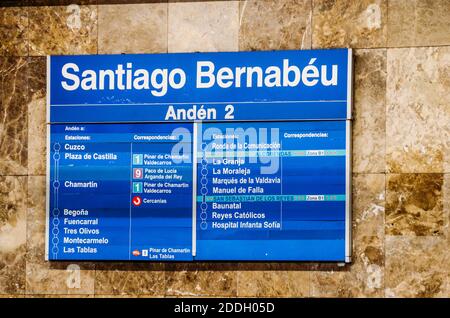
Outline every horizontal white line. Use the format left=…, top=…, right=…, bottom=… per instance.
left=50, top=100, right=347, bottom=107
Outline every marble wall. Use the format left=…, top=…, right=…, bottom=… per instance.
left=0, top=0, right=448, bottom=298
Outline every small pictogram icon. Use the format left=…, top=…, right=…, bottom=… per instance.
left=132, top=196, right=142, bottom=206
left=133, top=182, right=143, bottom=193
left=132, top=154, right=143, bottom=165
left=133, top=168, right=143, bottom=179
left=132, top=250, right=141, bottom=256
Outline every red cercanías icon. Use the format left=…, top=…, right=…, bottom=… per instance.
left=132, top=196, right=142, bottom=206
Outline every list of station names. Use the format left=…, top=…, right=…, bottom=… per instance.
left=196, top=132, right=283, bottom=232
left=48, top=122, right=346, bottom=261
left=194, top=121, right=347, bottom=261
left=48, top=123, right=193, bottom=261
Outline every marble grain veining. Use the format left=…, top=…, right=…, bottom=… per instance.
left=0, top=176, right=27, bottom=295
left=312, top=0, right=387, bottom=48
left=385, top=236, right=448, bottom=297
left=237, top=264, right=310, bottom=297
left=445, top=174, right=450, bottom=242
left=26, top=176, right=49, bottom=265
left=98, top=3, right=168, bottom=54
left=168, top=1, right=239, bottom=53
left=95, top=263, right=165, bottom=296
left=0, top=57, right=28, bottom=176
left=386, top=174, right=444, bottom=236
left=28, top=5, right=97, bottom=56
left=165, top=263, right=237, bottom=297
left=386, top=47, right=450, bottom=173
left=352, top=49, right=386, bottom=173
left=388, top=0, right=450, bottom=47
left=239, top=0, right=312, bottom=51
left=0, top=6, right=28, bottom=56
left=311, top=174, right=385, bottom=297
left=27, top=57, right=47, bottom=176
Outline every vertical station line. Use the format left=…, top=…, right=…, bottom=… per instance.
left=128, top=142, right=133, bottom=260
left=192, top=123, right=198, bottom=257
left=45, top=56, right=51, bottom=260
left=280, top=139, right=283, bottom=230
left=345, top=120, right=352, bottom=263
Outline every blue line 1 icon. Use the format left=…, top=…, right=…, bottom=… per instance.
left=132, top=154, right=143, bottom=165
left=132, top=182, right=143, bottom=194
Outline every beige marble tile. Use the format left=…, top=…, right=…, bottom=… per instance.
left=386, top=173, right=444, bottom=236
left=0, top=176, right=27, bottom=295
left=388, top=0, right=450, bottom=47
left=442, top=179, right=449, bottom=238
left=94, top=294, right=163, bottom=298
left=0, top=57, right=28, bottom=176
left=311, top=269, right=353, bottom=298
left=312, top=0, right=387, bottom=48
left=0, top=6, right=28, bottom=56
left=385, top=236, right=448, bottom=297
left=311, top=174, right=385, bottom=297
left=95, top=263, right=165, bottom=296
left=165, top=263, right=237, bottom=296
left=168, top=0, right=239, bottom=53
left=25, top=262, right=96, bottom=295
left=237, top=264, right=310, bottom=297
left=27, top=57, right=47, bottom=176
left=445, top=175, right=450, bottom=297
left=30, top=1, right=98, bottom=4
left=26, top=176, right=47, bottom=264
left=28, top=4, right=97, bottom=56
left=0, top=294, right=25, bottom=298
left=446, top=275, right=450, bottom=298
left=239, top=0, right=311, bottom=51
left=27, top=294, right=94, bottom=298
left=352, top=174, right=385, bottom=249
left=98, top=3, right=168, bottom=54
left=352, top=49, right=386, bottom=173
left=386, top=47, right=450, bottom=173
left=26, top=176, right=95, bottom=295
left=28, top=1, right=97, bottom=4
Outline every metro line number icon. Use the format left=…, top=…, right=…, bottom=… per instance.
left=133, top=168, right=143, bottom=179
left=133, top=154, right=143, bottom=165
